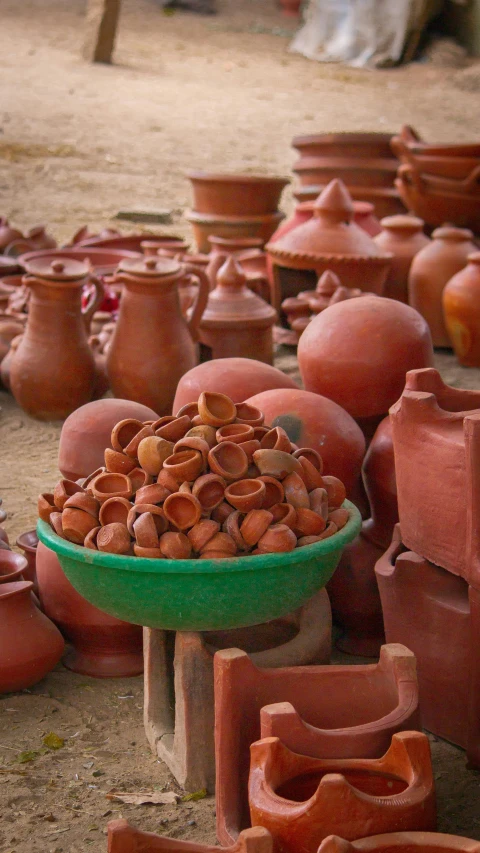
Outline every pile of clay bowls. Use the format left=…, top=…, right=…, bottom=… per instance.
left=185, top=172, right=289, bottom=253
left=392, top=126, right=480, bottom=231
left=291, top=132, right=404, bottom=219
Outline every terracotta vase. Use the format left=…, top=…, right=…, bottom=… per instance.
left=298, top=295, right=434, bottom=422
left=173, top=357, right=298, bottom=413
left=58, top=398, right=158, bottom=482
left=108, top=821, right=273, bottom=853
left=319, top=832, right=480, bottom=853
left=107, top=256, right=209, bottom=415
left=408, top=226, right=477, bottom=348
left=390, top=367, right=480, bottom=583
left=0, top=580, right=64, bottom=693
left=215, top=645, right=419, bottom=845
left=248, top=732, right=435, bottom=852
left=9, top=258, right=104, bottom=420
left=36, top=541, right=143, bottom=677
left=373, top=216, right=430, bottom=303
left=443, top=253, right=480, bottom=366
left=266, top=180, right=392, bottom=312
left=199, top=257, right=277, bottom=364
left=15, top=529, right=39, bottom=593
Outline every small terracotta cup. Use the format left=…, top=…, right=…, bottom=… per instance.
left=260, top=427, right=292, bottom=453
left=63, top=492, right=100, bottom=519
left=159, top=531, right=192, bottom=559
left=127, top=504, right=168, bottom=536
left=83, top=467, right=105, bottom=490
left=216, top=423, right=255, bottom=445
left=91, top=472, right=133, bottom=504
left=293, top=446, right=323, bottom=473
left=283, top=472, right=310, bottom=509
left=224, top=479, right=266, bottom=512
left=257, top=523, right=297, bottom=553
left=235, top=402, right=264, bottom=426
left=329, top=507, right=349, bottom=530
left=62, top=507, right=99, bottom=545
left=138, top=436, right=175, bottom=476
left=223, top=510, right=248, bottom=551
left=133, top=544, right=164, bottom=558
left=200, top=531, right=237, bottom=556
left=185, top=425, right=217, bottom=447
left=176, top=402, right=199, bottom=419
left=240, top=509, right=273, bottom=547
left=154, top=415, right=192, bottom=442
left=111, top=418, right=145, bottom=453
left=270, top=502, right=297, bottom=529
left=253, top=449, right=302, bottom=480
left=104, top=448, right=137, bottom=475
left=53, top=479, right=85, bottom=510
left=99, top=496, right=132, bottom=527
left=135, top=482, right=171, bottom=505
left=163, top=492, right=202, bottom=530
left=238, top=439, right=262, bottom=462
left=211, top=501, right=235, bottom=524
left=198, top=391, right=237, bottom=427
left=192, top=473, right=226, bottom=511
left=323, top=475, right=347, bottom=509
left=309, top=487, right=329, bottom=520
left=297, top=520, right=338, bottom=546
left=163, top=449, right=204, bottom=482
left=258, top=476, right=284, bottom=509
left=133, top=512, right=159, bottom=548
left=253, top=426, right=270, bottom=441
left=129, top=467, right=153, bottom=493
left=84, top=526, right=100, bottom=550
left=188, top=519, right=220, bottom=553
left=157, top=469, right=181, bottom=493
left=294, top=507, right=327, bottom=537
left=124, top=425, right=155, bottom=458
left=97, top=522, right=131, bottom=554
left=49, top=512, right=65, bottom=538
left=179, top=482, right=192, bottom=493
left=174, top=436, right=210, bottom=463
left=208, top=442, right=249, bottom=482
left=38, top=492, right=57, bottom=523
left=297, top=456, right=325, bottom=491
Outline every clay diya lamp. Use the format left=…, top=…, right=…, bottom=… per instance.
left=136, top=436, right=174, bottom=476
left=188, top=519, right=220, bottom=552
left=323, top=475, right=347, bottom=509
left=198, top=391, right=237, bottom=426
left=127, top=504, right=168, bottom=537
left=133, top=544, right=164, bottom=558
left=128, top=467, right=153, bottom=493
left=257, top=523, right=297, bottom=553
left=63, top=491, right=100, bottom=519
left=104, top=448, right=137, bottom=475
left=163, top=449, right=205, bottom=482
left=133, top=482, right=169, bottom=506
left=132, top=512, right=159, bottom=549
left=97, top=522, right=131, bottom=554
left=176, top=401, right=200, bottom=419
left=200, top=531, right=237, bottom=556
left=90, top=472, right=133, bottom=503
left=293, top=446, right=324, bottom=471
left=260, top=427, right=292, bottom=453
left=15, top=530, right=39, bottom=590
left=159, top=531, right=192, bottom=559
left=298, top=522, right=338, bottom=546
left=99, top=496, right=132, bottom=527
left=238, top=439, right=262, bottom=462
left=212, top=501, right=236, bottom=524
left=110, top=418, right=146, bottom=453
left=253, top=449, right=302, bottom=480
left=0, top=550, right=27, bottom=583
left=163, top=492, right=203, bottom=530
left=282, top=472, right=310, bottom=509
left=154, top=415, right=192, bottom=442
left=294, top=508, right=327, bottom=537
left=224, top=479, right=266, bottom=512
left=185, top=425, right=217, bottom=447
left=258, top=476, right=285, bottom=508
left=216, top=423, right=255, bottom=444
left=174, top=435, right=211, bottom=464
left=208, top=441, right=249, bottom=482
left=157, top=469, right=182, bottom=493
left=192, top=473, right=227, bottom=511
left=223, top=510, right=248, bottom=551
left=84, top=527, right=101, bottom=550
left=329, top=508, right=349, bottom=530
left=235, top=403, right=265, bottom=426
left=240, top=509, right=274, bottom=547
left=270, top=503, right=297, bottom=529
left=53, top=479, right=85, bottom=510
left=38, top=493, right=57, bottom=523
left=49, top=512, right=65, bottom=538
left=82, top=466, right=106, bottom=489
left=62, top=507, right=100, bottom=545
left=297, top=456, right=325, bottom=491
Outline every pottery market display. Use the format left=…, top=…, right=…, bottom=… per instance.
left=395, top=164, right=480, bottom=233
left=0, top=580, right=64, bottom=694
left=266, top=180, right=392, bottom=313
left=319, top=832, right=480, bottom=853
left=108, top=821, right=274, bottom=853
left=248, top=732, right=436, bottom=852
left=106, top=256, right=210, bottom=415
left=214, top=644, right=419, bottom=844
left=173, top=357, right=298, bottom=413
left=443, top=253, right=480, bottom=367
left=373, top=215, right=430, bottom=304
left=9, top=257, right=104, bottom=420
left=408, top=226, right=477, bottom=348
left=198, top=257, right=277, bottom=364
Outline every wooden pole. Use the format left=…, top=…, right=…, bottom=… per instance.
left=83, top=0, right=121, bottom=64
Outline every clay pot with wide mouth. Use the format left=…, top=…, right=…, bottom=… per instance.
left=163, top=492, right=203, bottom=530
left=208, top=442, right=249, bottom=481
left=225, top=479, right=267, bottom=512
left=293, top=156, right=398, bottom=189
left=187, top=172, right=289, bottom=217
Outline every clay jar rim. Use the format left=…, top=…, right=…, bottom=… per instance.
left=0, top=550, right=28, bottom=582
left=208, top=442, right=249, bottom=482
left=163, top=492, right=202, bottom=531
left=216, top=423, right=255, bottom=444
left=224, top=479, right=266, bottom=512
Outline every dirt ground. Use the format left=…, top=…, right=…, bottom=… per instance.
left=2, top=1, right=480, bottom=851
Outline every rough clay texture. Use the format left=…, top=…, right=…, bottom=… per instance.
left=2, top=0, right=480, bottom=850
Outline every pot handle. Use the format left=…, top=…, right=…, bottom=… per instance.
left=182, top=263, right=209, bottom=343
left=82, top=275, right=105, bottom=332
left=397, top=163, right=425, bottom=193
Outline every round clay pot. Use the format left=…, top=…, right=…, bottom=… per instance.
left=297, top=296, right=434, bottom=420
left=15, top=530, right=39, bottom=591
left=173, top=357, right=298, bottom=413
left=36, top=541, right=143, bottom=677
left=208, top=442, right=249, bottom=481
left=58, top=398, right=158, bottom=482
left=187, top=172, right=289, bottom=217
left=198, top=391, right=237, bottom=426
left=245, top=388, right=365, bottom=495
left=443, top=253, right=480, bottom=367
left=0, top=550, right=27, bottom=583
left=373, top=215, right=430, bottom=303
left=0, top=580, right=64, bottom=693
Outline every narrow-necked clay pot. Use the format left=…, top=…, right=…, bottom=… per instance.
left=443, top=253, right=480, bottom=366
left=373, top=216, right=430, bottom=303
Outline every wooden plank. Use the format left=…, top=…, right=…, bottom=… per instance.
left=83, top=0, right=121, bottom=64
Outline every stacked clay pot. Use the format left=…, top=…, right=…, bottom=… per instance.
left=40, top=392, right=351, bottom=559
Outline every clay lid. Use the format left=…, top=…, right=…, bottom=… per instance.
left=201, top=256, right=276, bottom=329
left=266, top=180, right=391, bottom=267
left=380, top=215, right=424, bottom=232
left=24, top=257, right=89, bottom=280
left=117, top=256, right=182, bottom=277
left=432, top=226, right=474, bottom=242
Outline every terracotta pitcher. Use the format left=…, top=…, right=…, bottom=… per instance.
left=107, top=256, right=209, bottom=415
left=9, top=258, right=104, bottom=420
left=443, top=253, right=480, bottom=367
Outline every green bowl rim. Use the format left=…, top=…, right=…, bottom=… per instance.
left=36, top=499, right=361, bottom=576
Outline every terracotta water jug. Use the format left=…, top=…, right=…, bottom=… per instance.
left=374, top=216, right=430, bottom=303
left=408, top=226, right=477, bottom=348
left=9, top=258, right=104, bottom=420
left=443, top=253, right=480, bottom=367
left=107, top=256, right=209, bottom=415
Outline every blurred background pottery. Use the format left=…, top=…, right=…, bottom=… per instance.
left=373, top=215, right=430, bottom=303
left=443, top=253, right=480, bottom=367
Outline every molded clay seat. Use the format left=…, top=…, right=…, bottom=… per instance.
left=107, top=821, right=273, bottom=853
left=318, top=832, right=480, bottom=853
left=214, top=644, right=420, bottom=845
left=248, top=733, right=436, bottom=853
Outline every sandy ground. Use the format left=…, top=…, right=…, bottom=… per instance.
left=2, top=1, right=480, bottom=851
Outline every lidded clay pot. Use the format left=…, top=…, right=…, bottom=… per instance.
left=9, top=257, right=104, bottom=420
left=266, top=180, right=392, bottom=311
left=408, top=226, right=477, bottom=348
left=443, top=253, right=480, bottom=367
left=106, top=256, right=209, bottom=415
left=374, top=215, right=430, bottom=303
left=199, top=257, right=277, bottom=365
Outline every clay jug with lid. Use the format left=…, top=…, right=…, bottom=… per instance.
left=408, top=226, right=477, bottom=347
left=107, top=256, right=209, bottom=415
left=374, top=215, right=430, bottom=303
left=9, top=258, right=104, bottom=420
left=443, top=253, right=480, bottom=366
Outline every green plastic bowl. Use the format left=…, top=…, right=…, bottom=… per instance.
left=36, top=500, right=360, bottom=631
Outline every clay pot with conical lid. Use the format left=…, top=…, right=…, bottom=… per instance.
left=443, top=253, right=480, bottom=366
left=199, top=257, right=277, bottom=364
left=408, top=226, right=477, bottom=348
left=266, top=180, right=392, bottom=312
left=374, top=215, right=430, bottom=303
left=106, top=256, right=209, bottom=415
left=9, top=258, right=104, bottom=420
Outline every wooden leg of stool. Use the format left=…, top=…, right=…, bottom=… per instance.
left=83, top=0, right=121, bottom=64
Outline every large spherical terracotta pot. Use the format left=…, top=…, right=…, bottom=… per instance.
left=36, top=542, right=143, bottom=678
left=244, top=388, right=365, bottom=495
left=298, top=295, right=434, bottom=420
left=172, top=357, right=298, bottom=413
left=58, top=398, right=158, bottom=482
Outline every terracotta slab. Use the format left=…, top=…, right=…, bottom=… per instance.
left=107, top=820, right=273, bottom=853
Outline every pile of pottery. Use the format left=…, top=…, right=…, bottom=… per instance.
left=185, top=172, right=289, bottom=253
left=280, top=270, right=369, bottom=343
left=40, top=391, right=349, bottom=558
left=291, top=132, right=405, bottom=218
left=392, top=125, right=480, bottom=231
left=0, top=217, right=57, bottom=256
